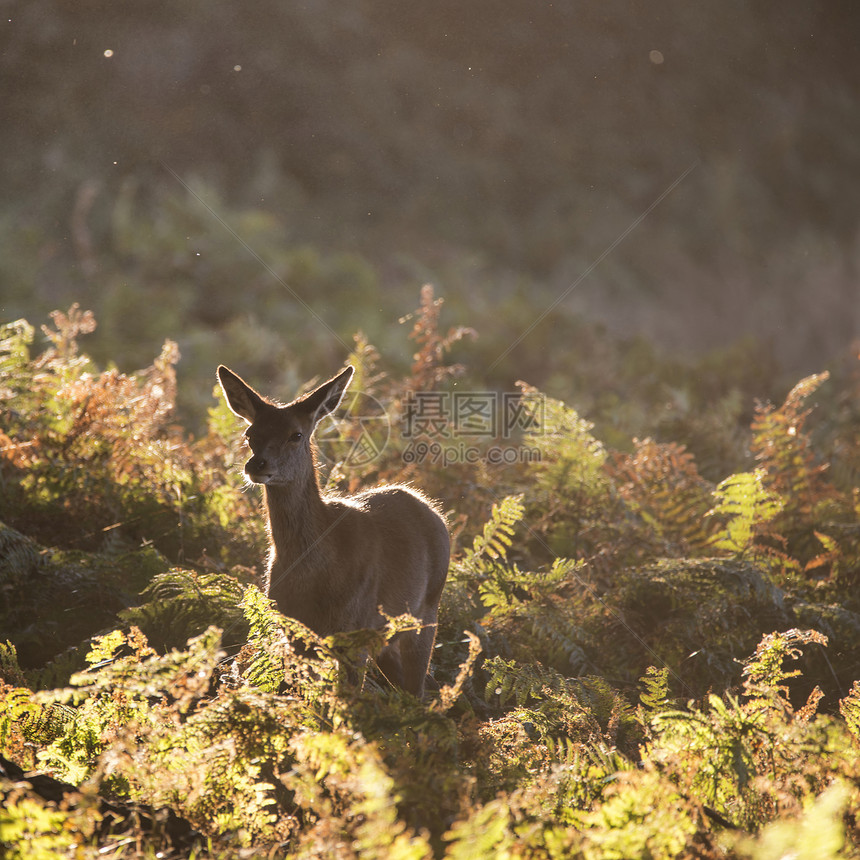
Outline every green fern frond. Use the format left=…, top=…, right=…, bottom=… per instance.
left=0, top=640, right=26, bottom=687
left=346, top=331, right=384, bottom=398
left=240, top=585, right=290, bottom=693
left=637, top=666, right=673, bottom=737
left=524, top=610, right=589, bottom=673
left=638, top=666, right=671, bottom=715
left=466, top=494, right=524, bottom=564
left=707, top=469, right=784, bottom=556
left=477, top=555, right=583, bottom=618
left=515, top=382, right=613, bottom=556
left=444, top=799, right=514, bottom=859
left=518, top=383, right=608, bottom=494
left=742, top=628, right=828, bottom=709
left=839, top=680, right=860, bottom=742
left=0, top=685, right=40, bottom=750
left=120, top=568, right=247, bottom=652
left=484, top=655, right=568, bottom=708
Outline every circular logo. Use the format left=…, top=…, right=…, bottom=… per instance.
left=315, top=389, right=391, bottom=468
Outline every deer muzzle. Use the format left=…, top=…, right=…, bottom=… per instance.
left=245, top=455, right=271, bottom=483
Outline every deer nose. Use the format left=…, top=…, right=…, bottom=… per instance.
left=246, top=455, right=267, bottom=476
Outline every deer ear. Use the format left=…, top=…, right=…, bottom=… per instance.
left=301, top=366, right=355, bottom=425
left=217, top=365, right=266, bottom=424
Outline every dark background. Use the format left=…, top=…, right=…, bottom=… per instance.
left=2, top=0, right=859, bottom=428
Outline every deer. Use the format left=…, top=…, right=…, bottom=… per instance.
left=217, top=364, right=450, bottom=698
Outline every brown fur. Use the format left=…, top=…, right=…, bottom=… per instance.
left=217, top=364, right=450, bottom=697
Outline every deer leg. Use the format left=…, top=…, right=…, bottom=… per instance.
left=398, top=623, right=438, bottom=699
left=376, top=637, right=405, bottom=690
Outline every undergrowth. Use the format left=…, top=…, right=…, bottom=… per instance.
left=2, top=298, right=860, bottom=857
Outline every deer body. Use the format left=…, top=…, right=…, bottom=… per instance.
left=218, top=364, right=450, bottom=697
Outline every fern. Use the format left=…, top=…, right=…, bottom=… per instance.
left=516, top=382, right=614, bottom=557
left=749, top=372, right=849, bottom=572
left=39, top=304, right=97, bottom=365
left=839, top=680, right=860, bottom=742
left=286, top=728, right=434, bottom=858
left=803, top=529, right=841, bottom=579
left=1, top=685, right=40, bottom=753
left=454, top=493, right=526, bottom=616
left=638, top=666, right=671, bottom=715
left=478, top=557, right=580, bottom=618
left=454, top=495, right=589, bottom=671
left=465, top=493, right=524, bottom=565
left=741, top=628, right=828, bottom=710
left=707, top=468, right=784, bottom=557
left=401, top=284, right=476, bottom=391
left=0, top=640, right=27, bottom=687
left=444, top=799, right=515, bottom=860
left=484, top=656, right=565, bottom=709
left=751, top=372, right=832, bottom=517
left=120, top=568, right=248, bottom=652
left=240, top=585, right=292, bottom=694
left=611, top=438, right=715, bottom=553
left=0, top=317, right=34, bottom=385
left=30, top=626, right=225, bottom=785
left=346, top=330, right=385, bottom=401
left=518, top=383, right=608, bottom=491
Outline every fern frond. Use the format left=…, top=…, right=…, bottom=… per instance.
left=461, top=494, right=524, bottom=567
left=611, top=438, right=715, bottom=553
left=240, top=585, right=290, bottom=693
left=839, top=680, right=860, bottom=742
left=707, top=469, right=784, bottom=556
left=120, top=568, right=247, bottom=652
left=741, top=628, right=828, bottom=710
left=514, top=382, right=614, bottom=557
left=518, top=383, right=607, bottom=481
left=484, top=656, right=568, bottom=708
left=476, top=554, right=583, bottom=623
left=637, top=666, right=673, bottom=737
left=403, top=284, right=476, bottom=391
left=638, top=666, right=671, bottom=715
left=751, top=372, right=837, bottom=530
left=346, top=331, right=385, bottom=398
left=0, top=640, right=27, bottom=687
left=0, top=318, right=35, bottom=381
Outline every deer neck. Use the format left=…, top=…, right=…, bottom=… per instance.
left=263, top=474, right=329, bottom=565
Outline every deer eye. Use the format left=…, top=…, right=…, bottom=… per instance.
left=288, top=431, right=303, bottom=443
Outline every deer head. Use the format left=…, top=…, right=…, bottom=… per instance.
left=217, top=365, right=354, bottom=487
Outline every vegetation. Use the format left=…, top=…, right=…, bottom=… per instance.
left=3, top=296, right=860, bottom=858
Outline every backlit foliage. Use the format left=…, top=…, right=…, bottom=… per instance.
left=2, top=301, right=860, bottom=857
left=403, top=283, right=477, bottom=392
left=708, top=469, right=785, bottom=558
left=611, top=437, right=716, bottom=554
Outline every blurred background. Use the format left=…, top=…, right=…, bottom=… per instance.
left=2, top=0, right=859, bottom=434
